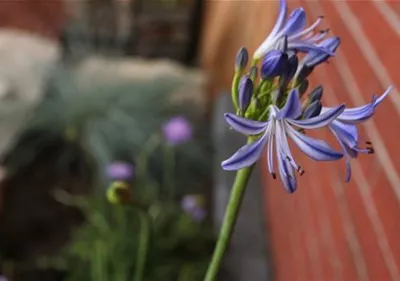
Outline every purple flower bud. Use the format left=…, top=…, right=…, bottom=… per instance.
left=162, top=116, right=193, bottom=145
left=308, top=85, right=323, bottom=103
left=285, top=54, right=298, bottom=82
left=106, top=161, right=134, bottom=181
left=238, top=75, right=253, bottom=112
left=261, top=50, right=288, bottom=80
left=302, top=100, right=322, bottom=119
left=235, top=47, right=249, bottom=71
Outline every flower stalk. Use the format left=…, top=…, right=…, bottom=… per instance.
left=203, top=162, right=254, bottom=281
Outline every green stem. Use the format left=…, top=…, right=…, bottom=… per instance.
left=203, top=165, right=254, bottom=281
left=133, top=210, right=151, bottom=281
left=163, top=144, right=175, bottom=200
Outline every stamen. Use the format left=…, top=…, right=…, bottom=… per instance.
left=318, top=15, right=325, bottom=19
left=366, top=141, right=372, bottom=145
left=367, top=147, right=375, bottom=154
left=319, top=28, right=330, bottom=33
left=272, top=173, right=276, bottom=179
left=297, top=166, right=305, bottom=176
left=300, top=170, right=305, bottom=176
left=286, top=156, right=292, bottom=161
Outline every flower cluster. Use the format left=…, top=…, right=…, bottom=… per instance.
left=223, top=0, right=391, bottom=192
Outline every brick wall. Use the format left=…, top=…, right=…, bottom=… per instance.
left=261, top=1, right=400, bottom=281
left=0, top=0, right=65, bottom=39
left=200, top=1, right=400, bottom=280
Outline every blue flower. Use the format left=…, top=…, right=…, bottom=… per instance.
left=222, top=89, right=344, bottom=193
left=324, top=86, right=392, bottom=182
left=253, top=0, right=334, bottom=60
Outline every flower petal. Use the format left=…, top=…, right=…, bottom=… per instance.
left=288, top=41, right=335, bottom=55
left=374, top=86, right=392, bottom=107
left=285, top=123, right=343, bottom=161
left=277, top=149, right=297, bottom=193
left=221, top=133, right=268, bottom=170
left=269, top=0, right=288, bottom=39
left=278, top=89, right=302, bottom=119
left=329, top=126, right=355, bottom=182
left=288, top=16, right=323, bottom=41
left=253, top=0, right=287, bottom=59
left=329, top=120, right=358, bottom=148
left=224, top=113, right=269, bottom=135
left=323, top=87, right=391, bottom=124
left=287, top=104, right=345, bottom=129
left=279, top=8, right=306, bottom=37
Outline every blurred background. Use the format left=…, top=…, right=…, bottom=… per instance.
left=0, top=0, right=399, bottom=281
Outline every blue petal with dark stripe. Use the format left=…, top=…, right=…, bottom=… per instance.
left=288, top=42, right=335, bottom=55
left=224, top=113, right=269, bottom=135
left=280, top=8, right=306, bottom=37
left=286, top=124, right=343, bottom=161
left=278, top=89, right=302, bottom=119
left=221, top=133, right=268, bottom=170
left=287, top=104, right=345, bottom=129
left=277, top=151, right=297, bottom=193
left=329, top=120, right=358, bottom=148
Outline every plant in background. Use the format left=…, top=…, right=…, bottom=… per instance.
left=203, top=0, right=393, bottom=280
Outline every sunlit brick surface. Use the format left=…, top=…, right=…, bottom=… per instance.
left=261, top=1, right=400, bottom=280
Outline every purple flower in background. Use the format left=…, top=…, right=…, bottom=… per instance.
left=106, top=161, right=134, bottom=181
left=162, top=116, right=193, bottom=145
left=0, top=276, right=8, bottom=281
left=181, top=194, right=207, bottom=222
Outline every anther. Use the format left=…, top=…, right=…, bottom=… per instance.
left=286, top=156, right=292, bottom=162
left=366, top=141, right=372, bottom=145
left=367, top=147, right=375, bottom=154
left=272, top=173, right=276, bottom=179
left=318, top=15, right=325, bottom=19
left=300, top=170, right=305, bottom=176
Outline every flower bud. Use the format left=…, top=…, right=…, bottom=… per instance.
left=238, top=75, right=253, bottom=112
left=235, top=47, right=249, bottom=72
left=308, top=85, right=323, bottom=103
left=284, top=53, right=299, bottom=82
left=303, top=100, right=322, bottom=119
left=261, top=50, right=288, bottom=80
left=297, top=65, right=314, bottom=81
left=298, top=79, right=309, bottom=97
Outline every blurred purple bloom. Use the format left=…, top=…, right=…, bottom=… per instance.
left=162, top=116, right=193, bottom=145
left=181, top=195, right=207, bottom=222
left=0, top=276, right=8, bottom=281
left=106, top=161, right=134, bottom=181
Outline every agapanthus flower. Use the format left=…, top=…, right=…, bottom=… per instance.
left=253, top=0, right=334, bottom=60
left=162, top=116, right=193, bottom=145
left=222, top=89, right=344, bottom=192
left=325, top=86, right=392, bottom=182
